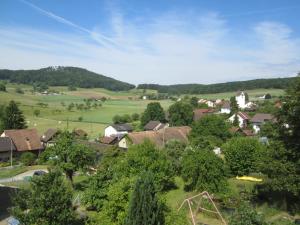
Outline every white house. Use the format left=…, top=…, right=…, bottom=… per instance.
left=235, top=91, right=247, bottom=109
left=206, top=100, right=215, bottom=108
left=104, top=124, right=133, bottom=137
left=220, top=101, right=231, bottom=114
left=228, top=112, right=250, bottom=128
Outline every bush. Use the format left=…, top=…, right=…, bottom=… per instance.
left=20, top=152, right=36, bottom=166
left=0, top=83, right=6, bottom=92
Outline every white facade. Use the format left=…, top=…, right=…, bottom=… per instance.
left=236, top=92, right=246, bottom=109
left=104, top=126, right=129, bottom=137
left=221, top=108, right=231, bottom=114
left=206, top=100, right=215, bottom=108
left=228, top=114, right=246, bottom=128
left=118, top=137, right=128, bottom=148
left=253, top=124, right=260, bottom=133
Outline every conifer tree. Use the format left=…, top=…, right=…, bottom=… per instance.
left=125, top=172, right=165, bottom=225
left=2, top=100, right=27, bottom=129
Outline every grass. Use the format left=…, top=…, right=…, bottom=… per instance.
left=0, top=165, right=48, bottom=179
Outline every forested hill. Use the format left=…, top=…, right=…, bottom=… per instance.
left=138, top=77, right=296, bottom=94
left=0, top=66, right=135, bottom=91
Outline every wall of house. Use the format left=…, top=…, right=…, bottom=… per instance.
left=118, top=138, right=128, bottom=149
left=0, top=151, right=11, bottom=162
left=229, top=115, right=245, bottom=128
left=253, top=123, right=261, bottom=133
left=221, top=108, right=231, bottom=114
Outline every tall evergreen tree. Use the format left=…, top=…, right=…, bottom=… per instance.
left=125, top=172, right=165, bottom=225
left=2, top=100, right=27, bottom=129
left=230, top=96, right=239, bottom=113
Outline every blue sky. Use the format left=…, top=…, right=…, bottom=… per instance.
left=0, top=0, right=300, bottom=84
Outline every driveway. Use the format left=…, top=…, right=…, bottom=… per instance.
left=0, top=169, right=48, bottom=184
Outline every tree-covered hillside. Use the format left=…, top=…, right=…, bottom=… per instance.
left=0, top=66, right=135, bottom=91
left=138, top=77, right=295, bottom=94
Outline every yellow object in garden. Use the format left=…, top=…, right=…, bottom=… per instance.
left=236, top=176, right=263, bottom=182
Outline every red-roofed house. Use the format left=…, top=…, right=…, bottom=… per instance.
left=228, top=112, right=250, bottom=128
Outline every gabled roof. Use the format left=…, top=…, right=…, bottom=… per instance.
left=221, top=101, right=231, bottom=109
left=111, top=123, right=133, bottom=132
left=242, top=129, right=255, bottom=136
left=193, top=109, right=215, bottom=121
left=236, top=91, right=244, bottom=96
left=3, top=129, right=43, bottom=152
left=237, top=112, right=250, bottom=120
left=41, top=128, right=58, bottom=142
left=251, top=113, right=274, bottom=123
left=125, top=126, right=191, bottom=148
left=144, top=121, right=166, bottom=131
left=0, top=137, right=16, bottom=152
left=99, top=136, right=118, bottom=145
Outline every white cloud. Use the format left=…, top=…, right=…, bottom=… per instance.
left=0, top=8, right=299, bottom=85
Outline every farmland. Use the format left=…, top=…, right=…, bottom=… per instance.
left=0, top=83, right=284, bottom=138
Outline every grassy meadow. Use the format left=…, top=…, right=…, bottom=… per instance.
left=0, top=83, right=284, bottom=139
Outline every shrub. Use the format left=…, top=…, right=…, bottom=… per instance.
left=20, top=152, right=36, bottom=166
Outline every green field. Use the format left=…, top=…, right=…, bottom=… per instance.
left=0, top=83, right=284, bottom=139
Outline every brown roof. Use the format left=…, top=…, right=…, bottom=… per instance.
left=3, top=129, right=43, bottom=152
left=221, top=101, right=231, bottom=109
left=229, top=127, right=241, bottom=133
left=41, top=128, right=58, bottom=142
left=144, top=121, right=166, bottom=131
left=99, top=136, right=118, bottom=145
left=242, top=129, right=255, bottom=136
left=237, top=112, right=250, bottom=120
left=251, top=113, right=274, bottom=123
left=126, top=126, right=191, bottom=148
left=0, top=137, right=16, bottom=152
left=193, top=109, right=215, bottom=121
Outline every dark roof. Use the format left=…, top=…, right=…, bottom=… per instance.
left=221, top=101, right=231, bottom=109
left=193, top=109, right=215, bottom=121
left=251, top=113, right=274, bottom=123
left=126, top=126, right=191, bottom=148
left=41, top=128, right=58, bottom=142
left=111, top=124, right=133, bottom=132
left=144, top=121, right=166, bottom=131
left=3, top=129, right=43, bottom=152
left=0, top=137, right=16, bottom=152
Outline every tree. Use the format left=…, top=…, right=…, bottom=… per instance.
left=168, top=102, right=193, bottom=126
left=131, top=113, right=140, bottom=121
left=229, top=201, right=268, bottom=225
left=33, top=109, right=40, bottom=117
left=264, top=93, right=272, bottom=99
left=20, top=152, right=36, bottom=166
left=15, top=87, right=24, bottom=94
left=0, top=82, right=6, bottom=92
left=223, top=137, right=264, bottom=176
left=125, top=172, right=165, bottom=225
left=190, top=97, right=199, bottom=108
left=2, top=100, right=27, bottom=129
left=11, top=170, right=76, bottom=225
left=189, top=115, right=231, bottom=147
left=233, top=114, right=239, bottom=127
left=141, top=102, right=165, bottom=126
left=67, top=103, right=75, bottom=111
left=181, top=148, right=227, bottom=192
left=48, top=131, right=96, bottom=185
left=230, top=96, right=238, bottom=113
left=164, top=140, right=186, bottom=175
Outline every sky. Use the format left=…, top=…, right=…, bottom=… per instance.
left=0, top=0, right=300, bottom=85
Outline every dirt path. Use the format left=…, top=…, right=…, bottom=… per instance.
left=0, top=169, right=48, bottom=184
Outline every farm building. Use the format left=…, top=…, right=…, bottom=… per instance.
left=251, top=113, right=274, bottom=133
left=118, top=126, right=191, bottom=149
left=104, top=124, right=133, bottom=137
left=1, top=129, right=44, bottom=156
left=41, top=128, right=59, bottom=147
left=0, top=137, right=16, bottom=162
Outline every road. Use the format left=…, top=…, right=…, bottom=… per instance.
left=0, top=169, right=48, bottom=184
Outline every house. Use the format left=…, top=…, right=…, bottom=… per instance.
left=206, top=100, right=215, bottom=108
left=220, top=101, right=231, bottom=114
left=250, top=113, right=274, bottom=133
left=118, top=126, right=191, bottom=149
left=41, top=128, right=59, bottom=147
left=235, top=91, right=247, bottom=109
left=228, top=112, right=250, bottom=128
left=0, top=137, right=16, bottom=162
left=1, top=129, right=44, bottom=156
left=144, top=121, right=168, bottom=131
left=104, top=124, right=133, bottom=137
left=229, top=127, right=255, bottom=137
left=73, top=129, right=88, bottom=139
left=193, top=109, right=215, bottom=121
